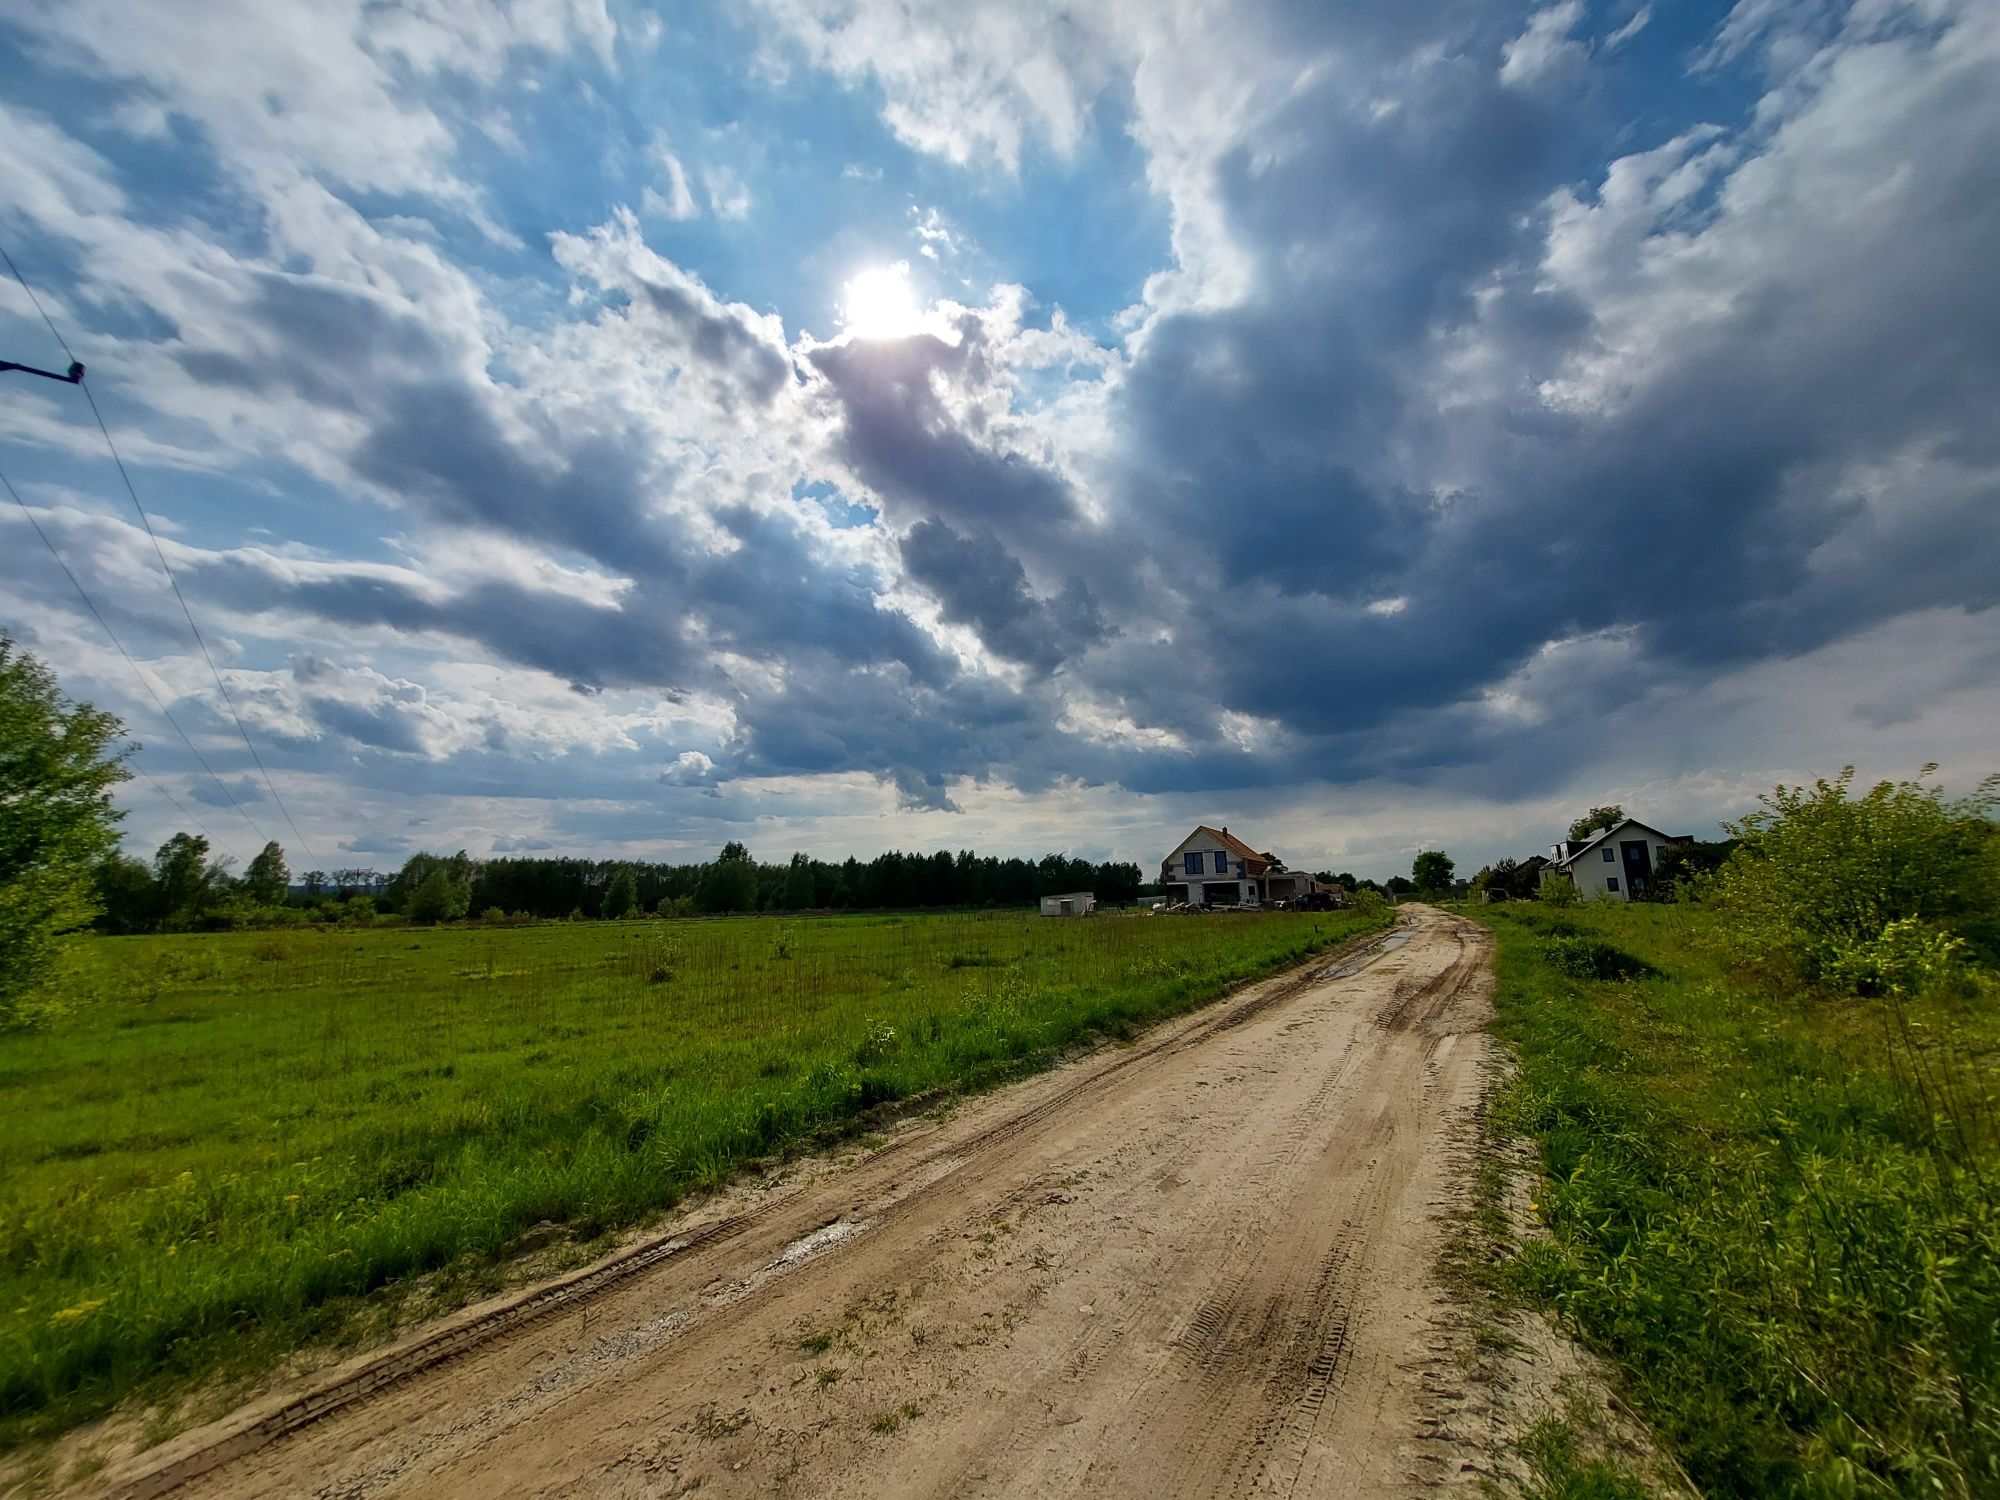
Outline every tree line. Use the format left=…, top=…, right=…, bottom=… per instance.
left=84, top=834, right=1150, bottom=931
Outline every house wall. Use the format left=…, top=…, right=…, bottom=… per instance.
left=1556, top=825, right=1680, bottom=901
left=1163, top=830, right=1252, bottom=888
left=1038, top=892, right=1096, bottom=916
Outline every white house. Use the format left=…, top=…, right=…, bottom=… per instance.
left=1158, top=826, right=1314, bottom=907
left=1540, top=818, right=1687, bottom=901
left=1039, top=891, right=1096, bottom=917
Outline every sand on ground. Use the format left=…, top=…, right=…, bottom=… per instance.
left=109, top=905, right=1505, bottom=1500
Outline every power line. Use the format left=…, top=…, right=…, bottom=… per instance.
left=75, top=381, right=321, bottom=868
left=0, top=241, right=76, bottom=365
left=3, top=464, right=255, bottom=858
left=2, top=234, right=322, bottom=870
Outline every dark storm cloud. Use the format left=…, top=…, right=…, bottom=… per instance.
left=630, top=275, right=792, bottom=409
left=1069, top=0, right=2000, bottom=792
left=900, top=517, right=1107, bottom=673
left=693, top=506, right=953, bottom=688
left=809, top=326, right=1079, bottom=535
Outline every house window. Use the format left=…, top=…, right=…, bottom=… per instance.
left=1602, top=848, right=1615, bottom=861
left=1606, top=877, right=1619, bottom=892
left=1184, top=851, right=1204, bottom=876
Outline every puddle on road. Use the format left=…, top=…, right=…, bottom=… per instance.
left=1327, top=926, right=1414, bottom=980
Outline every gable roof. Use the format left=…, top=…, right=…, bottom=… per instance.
left=1547, top=817, right=1687, bottom=869
left=1198, top=825, right=1268, bottom=864
left=1163, top=825, right=1275, bottom=873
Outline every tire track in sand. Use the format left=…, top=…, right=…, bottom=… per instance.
left=103, top=909, right=1494, bottom=1500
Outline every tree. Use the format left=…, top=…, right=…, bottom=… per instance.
left=698, top=841, right=758, bottom=913
left=406, top=868, right=470, bottom=923
left=0, top=639, right=130, bottom=1019
left=1567, top=805, right=1625, bottom=844
left=781, top=852, right=816, bottom=910
left=243, top=841, right=289, bottom=905
left=1411, top=850, right=1455, bottom=896
left=92, top=852, right=158, bottom=934
left=153, top=832, right=228, bottom=929
left=603, top=866, right=638, bottom=919
left=384, top=850, right=476, bottom=913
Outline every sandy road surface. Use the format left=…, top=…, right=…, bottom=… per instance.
left=112, top=907, right=1497, bottom=1500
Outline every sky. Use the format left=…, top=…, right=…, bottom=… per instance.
left=1, top=0, right=1996, bottom=883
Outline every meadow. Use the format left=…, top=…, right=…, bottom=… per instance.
left=1474, top=901, right=2000, bottom=1500
left=0, top=905, right=1384, bottom=1450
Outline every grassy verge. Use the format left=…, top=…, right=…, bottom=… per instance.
left=1469, top=901, right=1999, bottom=1498
left=0, top=906, right=1385, bottom=1450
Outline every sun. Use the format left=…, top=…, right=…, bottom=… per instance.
left=840, top=262, right=924, bottom=340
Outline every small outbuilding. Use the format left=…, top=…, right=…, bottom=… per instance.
left=1039, top=891, right=1097, bottom=917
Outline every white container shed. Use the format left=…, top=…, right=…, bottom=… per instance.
left=1038, top=891, right=1097, bottom=917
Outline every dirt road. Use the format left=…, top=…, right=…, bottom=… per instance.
left=114, top=906, right=1498, bottom=1499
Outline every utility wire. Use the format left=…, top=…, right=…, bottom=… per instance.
left=3, top=465, right=253, bottom=858
left=74, top=379, right=321, bottom=870
left=0, top=241, right=76, bottom=365
left=2, top=234, right=322, bottom=870
left=39, top=673, right=232, bottom=861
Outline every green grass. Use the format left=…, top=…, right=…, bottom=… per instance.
left=1519, top=1414, right=1654, bottom=1500
left=0, top=906, right=1384, bottom=1450
left=1473, top=901, right=2000, bottom=1499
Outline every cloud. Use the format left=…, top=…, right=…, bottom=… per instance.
left=191, top=775, right=264, bottom=809
left=643, top=135, right=701, bottom=220
left=703, top=165, right=753, bottom=219
left=2, top=0, right=1996, bottom=877
left=899, top=518, right=1107, bottom=673
left=1499, top=2, right=1588, bottom=91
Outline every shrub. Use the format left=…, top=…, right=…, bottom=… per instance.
left=1704, top=765, right=1998, bottom=986
left=406, top=870, right=471, bottom=924
left=1540, top=932, right=1654, bottom=982
left=1537, top=877, right=1581, bottom=908
left=478, top=906, right=506, bottom=923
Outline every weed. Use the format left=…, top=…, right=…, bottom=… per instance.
left=1519, top=1416, right=1652, bottom=1500
left=1475, top=901, right=2000, bottom=1498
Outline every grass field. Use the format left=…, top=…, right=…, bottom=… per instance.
left=1472, top=902, right=2000, bottom=1499
left=0, top=906, right=1384, bottom=1451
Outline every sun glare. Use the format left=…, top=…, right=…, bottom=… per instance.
left=840, top=262, right=924, bottom=340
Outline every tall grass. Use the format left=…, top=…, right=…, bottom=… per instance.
left=1478, top=903, right=2000, bottom=1498
left=0, top=906, right=1382, bottom=1448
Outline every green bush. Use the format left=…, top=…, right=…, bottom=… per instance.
left=1537, top=877, right=1581, bottom=908
left=1539, top=932, right=1653, bottom=981
left=406, top=870, right=470, bottom=924
left=1704, top=765, right=1998, bottom=986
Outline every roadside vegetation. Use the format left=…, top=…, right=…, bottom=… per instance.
left=0, top=904, right=1384, bottom=1450
left=1476, top=769, right=1999, bottom=1498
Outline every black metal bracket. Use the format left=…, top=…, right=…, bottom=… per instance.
left=0, top=357, right=84, bottom=384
